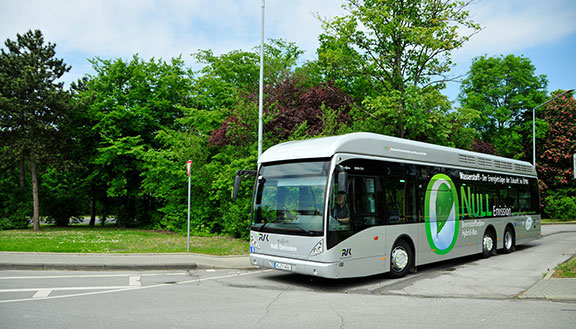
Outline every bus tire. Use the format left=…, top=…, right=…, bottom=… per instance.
left=502, top=226, right=515, bottom=254
left=481, top=229, right=496, bottom=258
left=389, top=239, right=412, bottom=278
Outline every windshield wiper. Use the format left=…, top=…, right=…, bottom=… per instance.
left=254, top=218, right=320, bottom=236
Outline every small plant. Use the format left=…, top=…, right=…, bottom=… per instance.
left=553, top=257, right=576, bottom=278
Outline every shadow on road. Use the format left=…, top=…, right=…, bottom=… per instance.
left=257, top=243, right=540, bottom=292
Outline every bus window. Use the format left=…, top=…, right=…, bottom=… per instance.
left=499, top=186, right=518, bottom=213
left=385, top=178, right=418, bottom=224
left=351, top=176, right=380, bottom=227
left=518, top=186, right=534, bottom=213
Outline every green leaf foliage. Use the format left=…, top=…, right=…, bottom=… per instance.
left=459, top=54, right=548, bottom=158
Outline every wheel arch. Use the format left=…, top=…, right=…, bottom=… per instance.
left=485, top=224, right=497, bottom=240
left=392, top=234, right=416, bottom=270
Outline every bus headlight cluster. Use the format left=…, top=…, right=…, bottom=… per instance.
left=250, top=235, right=259, bottom=250
left=309, top=239, right=324, bottom=256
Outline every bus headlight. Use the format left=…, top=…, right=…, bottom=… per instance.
left=309, top=239, right=324, bottom=256
left=250, top=234, right=259, bottom=251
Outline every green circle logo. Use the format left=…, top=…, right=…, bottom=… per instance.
left=425, top=174, right=460, bottom=255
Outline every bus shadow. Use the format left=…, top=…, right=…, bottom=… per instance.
left=259, top=244, right=539, bottom=292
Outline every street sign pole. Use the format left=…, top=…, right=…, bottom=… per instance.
left=186, top=160, right=192, bottom=252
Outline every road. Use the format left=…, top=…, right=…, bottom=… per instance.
left=0, top=225, right=575, bottom=329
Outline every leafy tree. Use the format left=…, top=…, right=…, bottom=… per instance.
left=459, top=54, right=548, bottom=158
left=140, top=111, right=213, bottom=233
left=209, top=74, right=354, bottom=147
left=0, top=30, right=71, bottom=231
left=82, top=56, right=194, bottom=227
left=319, top=0, right=480, bottom=138
left=537, top=90, right=576, bottom=191
left=537, top=90, right=576, bottom=219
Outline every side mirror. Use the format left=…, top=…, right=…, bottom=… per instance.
left=232, top=170, right=257, bottom=201
left=232, top=174, right=243, bottom=201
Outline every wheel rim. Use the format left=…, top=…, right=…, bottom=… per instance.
left=504, top=231, right=513, bottom=250
left=391, top=247, right=409, bottom=272
left=483, top=234, right=494, bottom=253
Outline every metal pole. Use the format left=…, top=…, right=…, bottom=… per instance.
left=532, top=102, right=536, bottom=167
left=187, top=161, right=192, bottom=252
left=258, top=0, right=265, bottom=160
left=532, top=89, right=574, bottom=167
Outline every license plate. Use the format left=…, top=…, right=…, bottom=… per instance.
left=274, top=262, right=292, bottom=271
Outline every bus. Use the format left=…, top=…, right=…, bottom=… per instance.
left=234, top=132, right=541, bottom=279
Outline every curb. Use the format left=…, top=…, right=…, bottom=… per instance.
left=518, top=268, right=576, bottom=301
left=0, top=263, right=199, bottom=271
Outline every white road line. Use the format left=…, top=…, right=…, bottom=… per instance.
left=33, top=289, right=52, bottom=298
left=129, top=276, right=141, bottom=287
left=0, top=272, right=189, bottom=280
left=0, top=286, right=135, bottom=293
left=0, top=270, right=262, bottom=304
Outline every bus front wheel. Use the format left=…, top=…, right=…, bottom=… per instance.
left=389, top=239, right=412, bottom=278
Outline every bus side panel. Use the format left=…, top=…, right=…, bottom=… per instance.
left=324, top=227, right=388, bottom=278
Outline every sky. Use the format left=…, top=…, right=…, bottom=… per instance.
left=1, top=0, right=575, bottom=103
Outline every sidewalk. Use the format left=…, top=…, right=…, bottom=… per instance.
left=0, top=252, right=254, bottom=271
left=519, top=271, right=576, bottom=301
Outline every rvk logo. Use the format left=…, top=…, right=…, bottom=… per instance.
left=258, top=233, right=269, bottom=242
left=340, top=248, right=352, bottom=257
left=425, top=174, right=460, bottom=255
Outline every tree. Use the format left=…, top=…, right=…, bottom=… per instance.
left=0, top=30, right=71, bottom=231
left=210, top=75, right=353, bottom=147
left=82, top=56, right=194, bottom=227
left=537, top=90, right=576, bottom=189
left=459, top=54, right=548, bottom=158
left=319, top=0, right=480, bottom=138
left=536, top=90, right=576, bottom=219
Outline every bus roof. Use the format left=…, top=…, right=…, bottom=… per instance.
left=259, top=132, right=536, bottom=177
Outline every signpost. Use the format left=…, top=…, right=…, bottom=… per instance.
left=186, top=160, right=192, bottom=252
left=574, top=154, right=576, bottom=179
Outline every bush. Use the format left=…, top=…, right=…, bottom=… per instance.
left=544, top=195, right=576, bottom=220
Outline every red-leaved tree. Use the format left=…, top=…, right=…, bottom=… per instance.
left=209, top=75, right=352, bottom=147
left=537, top=90, right=576, bottom=192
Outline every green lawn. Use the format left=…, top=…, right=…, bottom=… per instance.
left=541, top=219, right=576, bottom=224
left=0, top=226, right=248, bottom=255
left=553, top=256, right=576, bottom=278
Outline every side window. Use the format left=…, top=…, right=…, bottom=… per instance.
left=353, top=177, right=377, bottom=215
left=384, top=163, right=419, bottom=224
left=518, top=187, right=531, bottom=213
left=499, top=186, right=518, bottom=213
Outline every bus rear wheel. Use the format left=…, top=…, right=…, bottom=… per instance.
left=502, top=227, right=515, bottom=254
left=389, top=239, right=412, bottom=278
left=481, top=230, right=496, bottom=258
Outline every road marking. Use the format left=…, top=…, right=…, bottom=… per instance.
left=0, top=272, right=189, bottom=280
left=129, top=276, right=141, bottom=287
left=33, top=289, right=51, bottom=298
left=0, top=286, right=135, bottom=293
left=0, top=270, right=261, bottom=304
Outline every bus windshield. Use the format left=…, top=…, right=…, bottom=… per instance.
left=252, top=161, right=330, bottom=236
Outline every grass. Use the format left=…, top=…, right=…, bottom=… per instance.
left=553, top=256, right=576, bottom=278
left=541, top=218, right=576, bottom=224
left=0, top=225, right=249, bottom=255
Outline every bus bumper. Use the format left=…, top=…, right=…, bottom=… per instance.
left=249, top=253, right=340, bottom=278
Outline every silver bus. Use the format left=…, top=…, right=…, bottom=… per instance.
left=235, top=133, right=541, bottom=279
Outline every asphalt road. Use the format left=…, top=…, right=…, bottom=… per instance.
left=0, top=224, right=575, bottom=329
